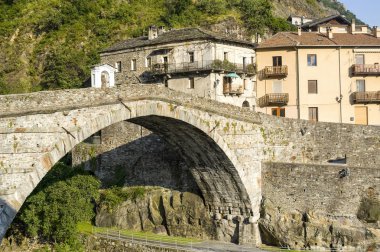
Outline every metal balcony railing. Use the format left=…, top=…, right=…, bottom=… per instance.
left=263, top=66, right=288, bottom=78
left=151, top=60, right=256, bottom=75
left=223, top=83, right=244, bottom=95
left=258, top=93, right=289, bottom=107
left=351, top=91, right=380, bottom=104
left=352, top=64, right=380, bottom=76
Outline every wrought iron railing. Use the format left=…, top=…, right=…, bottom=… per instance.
left=151, top=60, right=256, bottom=75
left=263, top=66, right=288, bottom=78
left=352, top=64, right=380, bottom=76
left=258, top=93, right=289, bottom=107
left=223, top=83, right=244, bottom=95
left=351, top=91, right=380, bottom=104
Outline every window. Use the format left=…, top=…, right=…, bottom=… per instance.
left=189, top=77, right=195, bottom=89
left=115, top=61, right=121, bottom=72
left=243, top=57, right=247, bottom=69
left=131, top=59, right=137, bottom=71
left=146, top=57, right=152, bottom=68
left=308, top=80, right=318, bottom=94
left=272, top=108, right=285, bottom=117
left=356, top=80, right=365, bottom=92
left=307, top=54, right=317, bottom=66
left=309, top=107, right=318, bottom=122
left=272, top=56, right=282, bottom=66
left=244, top=79, right=249, bottom=90
left=163, top=56, right=168, bottom=64
left=272, top=80, right=283, bottom=93
left=355, top=54, right=365, bottom=65
left=224, top=52, right=228, bottom=61
left=189, top=52, right=194, bottom=63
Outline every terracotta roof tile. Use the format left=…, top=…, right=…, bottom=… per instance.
left=257, top=32, right=380, bottom=49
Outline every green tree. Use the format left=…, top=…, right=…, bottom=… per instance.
left=13, top=163, right=100, bottom=244
left=240, top=0, right=273, bottom=35
left=197, top=0, right=227, bottom=15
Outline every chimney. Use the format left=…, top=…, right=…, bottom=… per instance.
left=327, top=27, right=333, bottom=39
left=297, top=26, right=302, bottom=36
left=374, top=26, right=380, bottom=38
left=351, top=19, right=356, bottom=34
left=148, top=25, right=158, bottom=40
left=158, top=26, right=166, bottom=35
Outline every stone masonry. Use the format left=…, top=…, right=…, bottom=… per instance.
left=0, top=84, right=379, bottom=246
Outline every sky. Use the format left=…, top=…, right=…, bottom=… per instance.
left=339, top=0, right=380, bottom=26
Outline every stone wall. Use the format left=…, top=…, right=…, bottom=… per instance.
left=1, top=85, right=380, bottom=247
left=262, top=162, right=380, bottom=215
left=260, top=162, right=380, bottom=249
left=72, top=121, right=199, bottom=192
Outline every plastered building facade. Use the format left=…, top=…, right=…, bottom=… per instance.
left=256, top=18, right=380, bottom=125
left=99, top=27, right=257, bottom=108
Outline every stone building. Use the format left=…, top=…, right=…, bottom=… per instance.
left=98, top=26, right=257, bottom=108
left=287, top=15, right=314, bottom=26
left=256, top=18, right=380, bottom=125
left=301, top=14, right=370, bottom=34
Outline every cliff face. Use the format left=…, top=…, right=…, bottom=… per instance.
left=271, top=0, right=334, bottom=18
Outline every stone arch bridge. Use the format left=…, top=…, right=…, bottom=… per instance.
left=0, top=85, right=379, bottom=244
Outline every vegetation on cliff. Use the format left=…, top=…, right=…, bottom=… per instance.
left=6, top=162, right=154, bottom=249
left=0, top=0, right=359, bottom=95
left=8, top=163, right=100, bottom=249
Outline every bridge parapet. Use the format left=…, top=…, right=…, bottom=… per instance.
left=0, top=85, right=261, bottom=124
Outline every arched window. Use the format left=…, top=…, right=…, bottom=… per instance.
left=242, top=101, right=250, bottom=108
left=101, top=71, right=110, bottom=88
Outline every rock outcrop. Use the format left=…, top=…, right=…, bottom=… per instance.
left=95, top=188, right=215, bottom=240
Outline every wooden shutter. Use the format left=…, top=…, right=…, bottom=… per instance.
left=272, top=80, right=283, bottom=93
left=355, top=106, right=368, bottom=125
left=308, top=107, right=318, bottom=122
left=308, top=80, right=317, bottom=94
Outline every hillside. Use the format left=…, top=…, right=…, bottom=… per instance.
left=0, top=0, right=363, bottom=94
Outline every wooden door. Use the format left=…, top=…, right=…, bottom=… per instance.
left=355, top=106, right=368, bottom=125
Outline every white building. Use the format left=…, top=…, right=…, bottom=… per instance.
left=98, top=26, right=257, bottom=108
left=91, top=64, right=116, bottom=88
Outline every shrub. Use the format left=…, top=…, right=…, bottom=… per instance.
left=11, top=163, right=100, bottom=244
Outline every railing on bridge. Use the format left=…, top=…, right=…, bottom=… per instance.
left=151, top=60, right=256, bottom=75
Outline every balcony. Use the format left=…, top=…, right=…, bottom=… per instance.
left=223, top=83, right=244, bottom=96
left=258, top=93, right=289, bottom=107
left=151, top=60, right=256, bottom=76
left=263, top=66, right=288, bottom=78
left=352, top=64, right=380, bottom=76
left=351, top=91, right=380, bottom=104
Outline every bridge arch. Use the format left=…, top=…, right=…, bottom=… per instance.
left=0, top=99, right=259, bottom=241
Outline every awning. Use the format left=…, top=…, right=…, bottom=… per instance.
left=226, top=72, right=240, bottom=78
left=353, top=49, right=380, bottom=53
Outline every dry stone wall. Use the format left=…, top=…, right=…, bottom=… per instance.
left=260, top=162, right=380, bottom=249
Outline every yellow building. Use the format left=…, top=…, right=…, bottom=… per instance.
left=256, top=26, right=380, bottom=126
